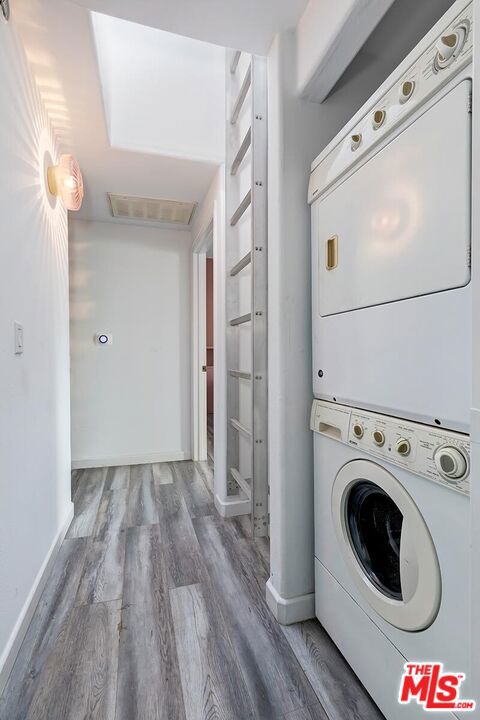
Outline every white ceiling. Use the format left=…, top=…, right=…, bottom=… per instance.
left=91, top=12, right=225, bottom=164
left=14, top=0, right=222, bottom=226
left=71, top=0, right=308, bottom=55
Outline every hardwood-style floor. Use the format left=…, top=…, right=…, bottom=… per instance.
left=0, top=461, right=384, bottom=720
left=207, top=413, right=214, bottom=461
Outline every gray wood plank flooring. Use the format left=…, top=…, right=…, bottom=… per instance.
left=75, top=531, right=126, bottom=606
left=281, top=621, right=385, bottom=720
left=122, top=525, right=166, bottom=606
left=152, top=461, right=174, bottom=485
left=126, top=463, right=157, bottom=527
left=117, top=588, right=185, bottom=720
left=104, top=465, right=130, bottom=492
left=0, top=538, right=89, bottom=720
left=170, top=583, right=256, bottom=720
left=0, top=461, right=384, bottom=720
left=93, top=487, right=129, bottom=539
left=71, top=468, right=82, bottom=500
left=193, top=515, right=318, bottom=719
left=26, top=600, right=121, bottom=720
left=67, top=467, right=106, bottom=539
left=172, top=461, right=214, bottom=518
left=156, top=483, right=208, bottom=588
left=284, top=704, right=329, bottom=720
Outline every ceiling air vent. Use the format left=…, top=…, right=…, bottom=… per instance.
left=108, top=193, right=197, bottom=226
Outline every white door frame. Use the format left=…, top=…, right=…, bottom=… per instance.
left=192, top=221, right=213, bottom=461
left=190, top=166, right=228, bottom=510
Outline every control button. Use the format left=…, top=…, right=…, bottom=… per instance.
left=373, top=430, right=385, bottom=447
left=353, top=423, right=364, bottom=439
left=399, top=80, right=415, bottom=104
left=351, top=134, right=362, bottom=151
left=372, top=110, right=386, bottom=130
left=396, top=439, right=411, bottom=456
left=436, top=33, right=459, bottom=61
left=434, top=23, right=468, bottom=71
left=434, top=446, right=468, bottom=481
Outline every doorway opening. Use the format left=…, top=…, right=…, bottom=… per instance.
left=192, top=220, right=214, bottom=463
left=206, top=248, right=214, bottom=462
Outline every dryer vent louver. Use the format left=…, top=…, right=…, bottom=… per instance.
left=108, top=193, right=197, bottom=226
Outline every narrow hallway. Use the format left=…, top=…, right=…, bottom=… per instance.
left=0, top=462, right=382, bottom=720
left=1, top=1, right=478, bottom=717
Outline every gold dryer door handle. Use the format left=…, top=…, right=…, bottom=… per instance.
left=325, top=235, right=338, bottom=270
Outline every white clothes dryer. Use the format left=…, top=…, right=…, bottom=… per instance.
left=312, top=399, right=471, bottom=720
left=309, top=0, right=473, bottom=432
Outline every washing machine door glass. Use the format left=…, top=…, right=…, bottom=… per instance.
left=332, top=459, right=441, bottom=631
left=346, top=481, right=403, bottom=601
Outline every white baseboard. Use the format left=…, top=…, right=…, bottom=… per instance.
left=214, top=494, right=251, bottom=517
left=0, top=502, right=74, bottom=696
left=72, top=450, right=188, bottom=469
left=266, top=577, right=315, bottom=625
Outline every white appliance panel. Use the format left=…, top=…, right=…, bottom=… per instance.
left=310, top=400, right=471, bottom=493
left=313, top=285, right=471, bottom=432
left=315, top=80, right=471, bottom=317
left=315, top=561, right=457, bottom=720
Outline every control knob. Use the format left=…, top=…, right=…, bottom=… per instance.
left=399, top=80, right=415, bottom=104
left=434, top=446, right=468, bottom=482
left=350, top=134, right=362, bottom=151
left=352, top=423, right=364, bottom=439
left=396, top=438, right=411, bottom=457
left=372, top=109, right=386, bottom=130
left=373, top=430, right=385, bottom=447
left=434, top=23, right=468, bottom=70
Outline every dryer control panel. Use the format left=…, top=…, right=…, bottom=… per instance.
left=308, top=1, right=473, bottom=203
left=311, top=399, right=470, bottom=495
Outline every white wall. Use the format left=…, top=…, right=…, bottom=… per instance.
left=267, top=28, right=389, bottom=616
left=267, top=31, right=324, bottom=618
left=297, top=0, right=457, bottom=102
left=70, top=0, right=308, bottom=55
left=296, top=0, right=395, bottom=101
left=69, top=220, right=192, bottom=467
left=92, top=12, right=225, bottom=164
left=0, top=4, right=71, bottom=690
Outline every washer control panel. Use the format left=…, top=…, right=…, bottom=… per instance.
left=308, top=1, right=473, bottom=203
left=311, top=399, right=470, bottom=495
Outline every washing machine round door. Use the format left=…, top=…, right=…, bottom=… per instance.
left=332, top=459, right=441, bottom=631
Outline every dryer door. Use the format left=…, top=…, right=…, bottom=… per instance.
left=332, top=459, right=441, bottom=631
left=316, top=79, right=471, bottom=317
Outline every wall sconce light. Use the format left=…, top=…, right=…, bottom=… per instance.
left=47, top=154, right=84, bottom=211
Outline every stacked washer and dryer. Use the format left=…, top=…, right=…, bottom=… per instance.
left=309, top=1, right=473, bottom=718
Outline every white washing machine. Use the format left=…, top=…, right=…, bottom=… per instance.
left=312, top=399, right=471, bottom=720
left=308, top=0, right=473, bottom=432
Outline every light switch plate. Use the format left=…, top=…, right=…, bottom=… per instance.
left=14, top=322, right=23, bottom=355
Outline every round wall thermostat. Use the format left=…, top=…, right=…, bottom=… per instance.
left=94, top=332, right=112, bottom=345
